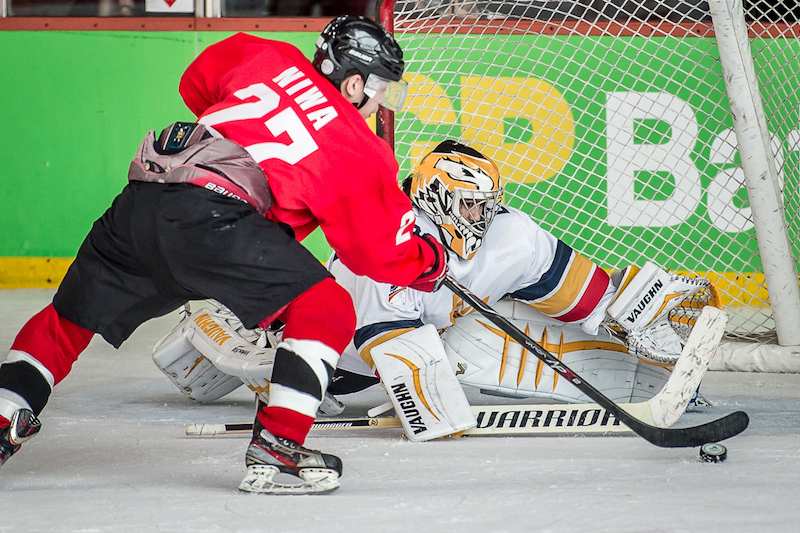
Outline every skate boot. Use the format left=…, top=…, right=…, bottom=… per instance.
left=317, top=391, right=345, bottom=417
left=0, top=409, right=41, bottom=468
left=239, top=416, right=342, bottom=495
left=687, top=385, right=713, bottom=411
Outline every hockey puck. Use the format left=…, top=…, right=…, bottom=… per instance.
left=699, top=443, right=727, bottom=463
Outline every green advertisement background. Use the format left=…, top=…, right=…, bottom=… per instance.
left=1, top=31, right=798, bottom=272
left=392, top=35, right=800, bottom=273
left=0, top=31, right=330, bottom=261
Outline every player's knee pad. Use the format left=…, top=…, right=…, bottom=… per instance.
left=441, top=299, right=670, bottom=403
left=281, top=277, right=356, bottom=354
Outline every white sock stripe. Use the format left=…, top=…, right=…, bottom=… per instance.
left=267, top=383, right=320, bottom=418
left=3, top=350, right=55, bottom=388
left=0, top=389, right=33, bottom=422
left=280, top=338, right=340, bottom=368
left=278, top=339, right=338, bottom=385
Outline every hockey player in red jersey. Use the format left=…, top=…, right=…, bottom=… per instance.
left=0, top=15, right=447, bottom=495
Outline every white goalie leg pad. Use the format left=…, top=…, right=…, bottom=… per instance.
left=152, top=313, right=243, bottom=403
left=186, top=307, right=277, bottom=386
left=606, top=261, right=708, bottom=333
left=371, top=324, right=476, bottom=442
left=441, top=299, right=670, bottom=404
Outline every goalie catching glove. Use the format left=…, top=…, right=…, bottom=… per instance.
left=605, top=262, right=723, bottom=365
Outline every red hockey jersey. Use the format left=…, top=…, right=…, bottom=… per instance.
left=179, top=33, right=433, bottom=285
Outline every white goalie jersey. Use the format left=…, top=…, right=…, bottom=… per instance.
left=328, top=205, right=624, bottom=388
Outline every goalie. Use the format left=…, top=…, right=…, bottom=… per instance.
left=325, top=140, right=722, bottom=440
left=155, top=141, right=722, bottom=441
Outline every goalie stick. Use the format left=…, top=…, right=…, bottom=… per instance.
left=442, top=275, right=748, bottom=448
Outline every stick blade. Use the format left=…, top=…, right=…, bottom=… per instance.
left=633, top=410, right=749, bottom=448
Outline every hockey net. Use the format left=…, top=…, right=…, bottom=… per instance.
left=380, top=0, right=800, bottom=366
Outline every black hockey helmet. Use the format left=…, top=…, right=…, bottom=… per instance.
left=313, top=15, right=408, bottom=111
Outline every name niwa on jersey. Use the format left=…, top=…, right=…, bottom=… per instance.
left=272, top=66, right=338, bottom=131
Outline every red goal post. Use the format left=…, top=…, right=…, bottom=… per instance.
left=377, top=0, right=800, bottom=371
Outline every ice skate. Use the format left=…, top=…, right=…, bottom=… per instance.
left=317, top=391, right=345, bottom=417
left=0, top=409, right=41, bottom=468
left=687, top=385, right=713, bottom=411
left=239, top=421, right=342, bottom=495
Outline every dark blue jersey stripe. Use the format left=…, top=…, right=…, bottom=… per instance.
left=353, top=319, right=425, bottom=349
left=507, top=239, right=573, bottom=301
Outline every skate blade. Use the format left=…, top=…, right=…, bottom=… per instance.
left=238, top=464, right=340, bottom=495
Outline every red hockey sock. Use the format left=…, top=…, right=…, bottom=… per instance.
left=279, top=277, right=356, bottom=354
left=253, top=278, right=356, bottom=446
left=257, top=406, right=314, bottom=445
left=10, top=304, right=94, bottom=385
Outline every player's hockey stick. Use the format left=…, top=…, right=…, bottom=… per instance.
left=442, top=275, right=749, bottom=448
left=188, top=417, right=402, bottom=436
left=187, top=279, right=739, bottom=440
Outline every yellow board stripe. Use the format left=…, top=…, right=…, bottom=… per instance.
left=0, top=258, right=783, bottom=309
left=675, top=271, right=772, bottom=307
left=0, top=257, right=73, bottom=289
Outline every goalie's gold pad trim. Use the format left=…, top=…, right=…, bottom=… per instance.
left=385, top=353, right=441, bottom=422
left=246, top=382, right=270, bottom=396
left=613, top=264, right=641, bottom=295
left=358, top=327, right=417, bottom=370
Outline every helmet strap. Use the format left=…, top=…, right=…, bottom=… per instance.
left=355, top=92, right=370, bottom=110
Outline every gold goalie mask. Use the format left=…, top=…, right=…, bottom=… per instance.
left=409, top=141, right=503, bottom=260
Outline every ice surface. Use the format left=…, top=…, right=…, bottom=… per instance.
left=1, top=289, right=799, bottom=533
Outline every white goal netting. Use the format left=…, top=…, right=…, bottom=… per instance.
left=385, top=0, right=800, bottom=347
